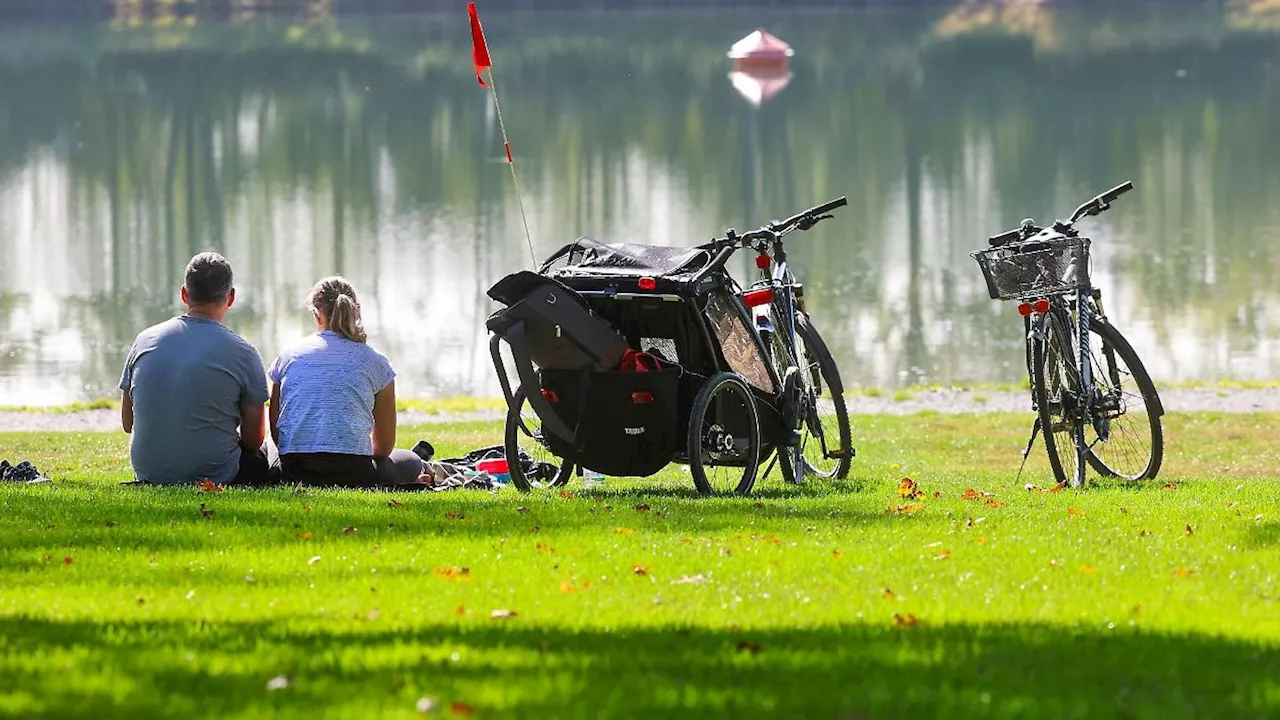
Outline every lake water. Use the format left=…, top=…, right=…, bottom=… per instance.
left=2, top=4, right=1279, bottom=404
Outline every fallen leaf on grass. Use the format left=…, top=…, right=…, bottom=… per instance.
left=760, top=534, right=782, bottom=545
left=265, top=675, right=291, bottom=691
left=558, top=491, right=576, bottom=500
left=445, top=512, right=466, bottom=521
left=1067, top=507, right=1083, bottom=517
left=454, top=605, right=466, bottom=617
left=490, top=609, right=517, bottom=619
left=1047, top=482, right=1066, bottom=493
left=897, top=478, right=925, bottom=500
left=434, top=566, right=471, bottom=579
left=41, top=554, right=51, bottom=564
left=985, top=498, right=1006, bottom=508
left=935, top=549, right=952, bottom=560
left=516, top=506, right=530, bottom=514
left=343, top=526, right=358, bottom=534
left=976, top=537, right=987, bottom=545
left=199, top=503, right=215, bottom=519
left=1162, top=483, right=1178, bottom=490
left=736, top=640, right=763, bottom=655
left=672, top=574, right=707, bottom=585
left=387, top=499, right=404, bottom=509
left=882, top=588, right=898, bottom=600
left=1186, top=524, right=1194, bottom=536
left=633, top=564, right=649, bottom=576
left=1078, top=565, right=1097, bottom=574
left=753, top=502, right=765, bottom=509
left=933, top=491, right=943, bottom=499
left=196, top=479, right=224, bottom=493
left=535, top=542, right=555, bottom=553
left=63, top=555, right=73, bottom=566
left=832, top=550, right=843, bottom=558
left=615, top=527, right=635, bottom=535
left=962, top=488, right=987, bottom=501
left=887, top=504, right=924, bottom=515
left=634, top=504, right=651, bottom=512
left=1175, top=567, right=1196, bottom=578
left=893, top=613, right=919, bottom=628
left=297, top=531, right=314, bottom=540
left=559, top=581, right=577, bottom=594
left=450, top=702, right=475, bottom=717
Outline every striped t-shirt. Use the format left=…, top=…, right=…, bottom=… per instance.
left=268, top=331, right=396, bottom=456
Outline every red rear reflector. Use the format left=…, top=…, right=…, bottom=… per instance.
left=630, top=391, right=653, bottom=404
left=755, top=254, right=770, bottom=269
left=540, top=389, right=560, bottom=403
left=743, top=287, right=774, bottom=308
left=1033, top=299, right=1051, bottom=314
left=1017, top=302, right=1033, bottom=317
left=638, top=277, right=657, bottom=290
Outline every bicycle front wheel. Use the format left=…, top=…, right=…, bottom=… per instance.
left=1083, top=321, right=1164, bottom=480
left=1032, top=309, right=1083, bottom=486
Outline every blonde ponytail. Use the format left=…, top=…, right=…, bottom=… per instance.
left=308, top=276, right=368, bottom=343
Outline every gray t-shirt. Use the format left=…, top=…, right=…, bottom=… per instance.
left=118, top=315, right=269, bottom=485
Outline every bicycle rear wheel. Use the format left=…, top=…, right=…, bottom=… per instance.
left=1032, top=309, right=1084, bottom=486
left=1083, top=321, right=1164, bottom=480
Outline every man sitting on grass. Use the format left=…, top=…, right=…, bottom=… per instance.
left=119, top=252, right=271, bottom=485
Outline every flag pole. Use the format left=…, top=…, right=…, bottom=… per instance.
left=468, top=3, right=537, bottom=267
left=482, top=65, right=537, bottom=267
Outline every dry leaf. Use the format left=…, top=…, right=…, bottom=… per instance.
left=490, top=609, right=517, bottom=619
left=1078, top=565, right=1097, bottom=574
left=558, top=491, right=576, bottom=500
left=297, top=531, right=314, bottom=540
left=63, top=555, right=73, bottom=566
left=1161, top=483, right=1178, bottom=490
left=736, top=640, right=763, bottom=655
left=1067, top=507, right=1083, bottom=517
left=985, top=498, right=1006, bottom=509
left=1047, top=482, right=1066, bottom=493
left=388, top=499, right=404, bottom=509
left=1120, top=507, right=1129, bottom=514
left=535, top=542, right=554, bottom=553
left=882, top=587, right=897, bottom=600
left=517, top=506, right=530, bottom=514
left=832, top=550, right=843, bottom=558
left=761, top=534, right=782, bottom=545
left=615, top=527, right=635, bottom=535
left=893, top=613, right=920, bottom=627
left=933, top=491, right=943, bottom=499
left=887, top=504, right=924, bottom=515
left=454, top=605, right=466, bottom=617
left=1139, top=530, right=1153, bottom=537
left=962, top=488, right=985, bottom=501
left=633, top=564, right=649, bottom=576
left=1175, top=567, right=1196, bottom=578
left=634, top=504, right=651, bottom=512
left=199, top=503, right=215, bottom=519
left=196, top=479, right=224, bottom=493
left=41, top=554, right=51, bottom=564
left=897, top=478, right=925, bottom=500
left=976, top=537, right=987, bottom=545
left=935, top=549, right=952, bottom=560
left=434, top=566, right=471, bottom=579
left=450, top=701, right=475, bottom=717
left=559, top=581, right=577, bottom=594
left=445, top=512, right=466, bottom=521
left=1185, top=524, right=1194, bottom=536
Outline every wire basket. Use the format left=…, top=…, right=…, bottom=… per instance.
left=970, top=236, right=1092, bottom=301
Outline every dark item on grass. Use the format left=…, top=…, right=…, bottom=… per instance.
left=0, top=460, right=52, bottom=484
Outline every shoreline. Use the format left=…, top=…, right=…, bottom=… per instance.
left=5, top=386, right=1280, bottom=433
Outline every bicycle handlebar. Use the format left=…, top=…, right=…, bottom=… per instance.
left=988, top=181, right=1134, bottom=246
left=1070, top=181, right=1133, bottom=222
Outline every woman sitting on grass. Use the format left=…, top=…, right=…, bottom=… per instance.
left=268, top=276, right=425, bottom=487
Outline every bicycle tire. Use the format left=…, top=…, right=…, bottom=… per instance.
left=1032, top=309, right=1082, bottom=486
left=1083, top=321, right=1164, bottom=481
left=688, top=372, right=761, bottom=496
left=777, top=312, right=853, bottom=483
left=504, top=387, right=576, bottom=493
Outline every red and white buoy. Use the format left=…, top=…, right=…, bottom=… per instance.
left=727, top=28, right=795, bottom=70
left=727, top=28, right=794, bottom=107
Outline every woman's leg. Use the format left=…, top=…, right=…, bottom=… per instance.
left=376, top=449, right=426, bottom=486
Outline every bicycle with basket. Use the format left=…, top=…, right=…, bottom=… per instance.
left=484, top=197, right=855, bottom=495
left=971, top=181, right=1165, bottom=488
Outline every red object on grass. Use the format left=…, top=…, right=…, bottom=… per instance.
left=476, top=458, right=508, bottom=474
left=467, top=2, right=492, bottom=87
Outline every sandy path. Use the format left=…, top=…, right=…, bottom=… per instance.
left=2, top=387, right=1278, bottom=433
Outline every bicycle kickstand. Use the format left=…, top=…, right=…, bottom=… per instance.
left=1013, top=416, right=1042, bottom=486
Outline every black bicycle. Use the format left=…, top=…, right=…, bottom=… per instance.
left=971, top=181, right=1165, bottom=487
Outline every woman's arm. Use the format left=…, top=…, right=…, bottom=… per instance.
left=268, top=382, right=282, bottom=448
left=121, top=390, right=133, bottom=433
left=371, top=380, right=397, bottom=459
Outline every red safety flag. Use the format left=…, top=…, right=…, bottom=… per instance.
left=467, top=2, right=492, bottom=87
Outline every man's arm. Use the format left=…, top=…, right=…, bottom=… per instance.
left=268, top=382, right=281, bottom=448
left=240, top=402, right=267, bottom=450
left=121, top=390, right=133, bottom=434
left=371, top=381, right=397, bottom=460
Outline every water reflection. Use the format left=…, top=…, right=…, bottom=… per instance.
left=0, top=5, right=1278, bottom=404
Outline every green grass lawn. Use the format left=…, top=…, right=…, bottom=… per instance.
left=3, top=412, right=1280, bottom=719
